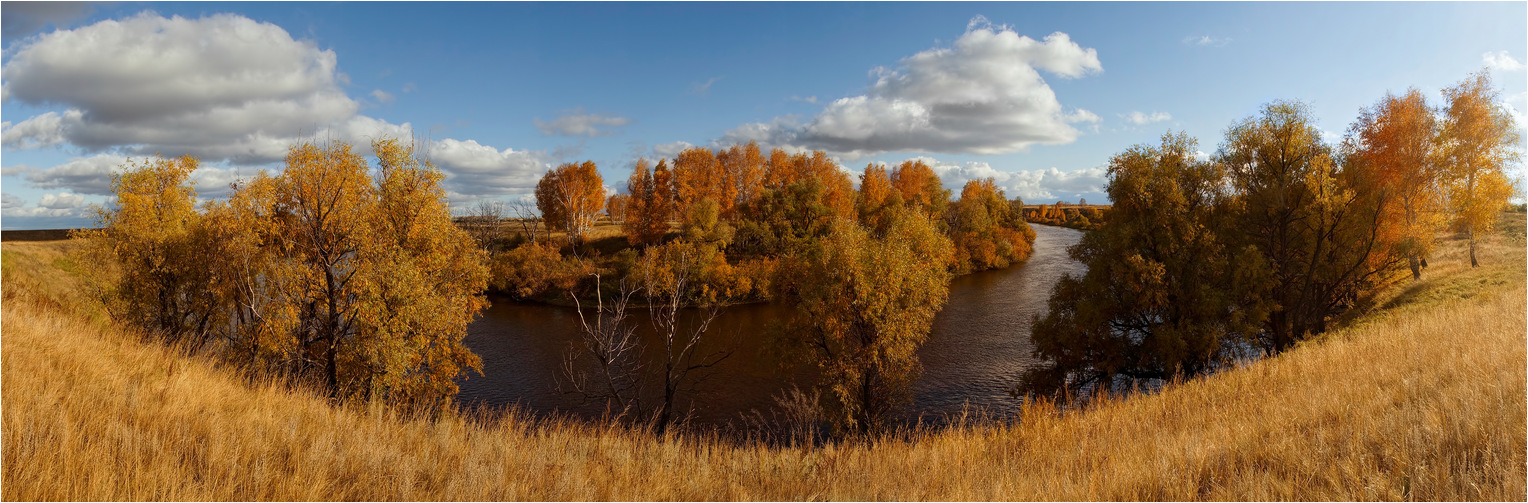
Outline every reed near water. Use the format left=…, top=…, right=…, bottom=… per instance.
left=2, top=213, right=1523, bottom=500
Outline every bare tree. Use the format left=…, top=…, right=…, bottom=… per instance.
left=561, top=272, right=645, bottom=419
left=639, top=242, right=732, bottom=434
left=464, top=200, right=505, bottom=250
left=509, top=200, right=544, bottom=244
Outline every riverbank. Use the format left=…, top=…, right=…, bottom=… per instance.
left=3, top=213, right=1522, bottom=500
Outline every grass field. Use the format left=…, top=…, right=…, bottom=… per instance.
left=2, top=213, right=1523, bottom=500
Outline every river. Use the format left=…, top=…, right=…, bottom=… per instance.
left=455, top=224, right=1085, bottom=428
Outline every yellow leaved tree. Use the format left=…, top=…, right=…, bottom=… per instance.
left=1438, top=71, right=1521, bottom=267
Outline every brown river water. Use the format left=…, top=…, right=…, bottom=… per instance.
left=455, top=224, right=1085, bottom=428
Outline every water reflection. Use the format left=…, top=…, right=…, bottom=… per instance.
left=456, top=224, right=1085, bottom=427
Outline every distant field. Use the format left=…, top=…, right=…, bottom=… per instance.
left=0, top=229, right=79, bottom=242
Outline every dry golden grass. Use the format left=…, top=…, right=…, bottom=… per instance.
left=3, top=214, right=1524, bottom=500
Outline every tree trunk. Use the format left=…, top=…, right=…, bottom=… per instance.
left=1408, top=255, right=1421, bottom=280
left=1468, top=230, right=1479, bottom=267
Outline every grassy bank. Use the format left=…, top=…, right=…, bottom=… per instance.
left=3, top=215, right=1523, bottom=500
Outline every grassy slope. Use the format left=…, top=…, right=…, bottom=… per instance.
left=2, top=215, right=1523, bottom=500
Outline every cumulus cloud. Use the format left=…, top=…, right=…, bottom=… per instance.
left=1123, top=111, right=1172, bottom=125
left=721, top=17, right=1102, bottom=159
left=651, top=140, right=696, bottom=160
left=908, top=155, right=1109, bottom=202
left=2, top=191, right=91, bottom=223
left=534, top=108, right=631, bottom=137
left=428, top=139, right=549, bottom=197
left=1, top=11, right=548, bottom=207
left=21, top=154, right=128, bottom=195
left=789, top=95, right=819, bottom=104
left=1, top=112, right=68, bottom=149
left=38, top=192, right=86, bottom=210
left=0, top=12, right=365, bottom=163
left=1483, top=51, right=1525, bottom=72
left=1182, top=35, right=1230, bottom=47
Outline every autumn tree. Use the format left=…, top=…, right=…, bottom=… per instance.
left=606, top=193, right=630, bottom=225
left=349, top=138, right=490, bottom=402
left=76, top=155, right=222, bottom=350
left=775, top=209, right=954, bottom=434
left=946, top=178, right=1035, bottom=274
left=491, top=241, right=582, bottom=300
left=673, top=146, right=726, bottom=220
left=681, top=197, right=735, bottom=246
left=890, top=159, right=950, bottom=219
left=732, top=176, right=840, bottom=257
left=1438, top=71, right=1521, bottom=267
left=719, top=141, right=766, bottom=218
left=1021, top=133, right=1272, bottom=395
left=536, top=160, right=606, bottom=245
left=1220, top=101, right=1405, bottom=351
left=622, top=158, right=669, bottom=246
left=653, top=159, right=676, bottom=223
left=1345, top=88, right=1444, bottom=279
left=856, top=163, right=898, bottom=234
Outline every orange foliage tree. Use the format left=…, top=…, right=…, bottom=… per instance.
left=719, top=141, right=766, bottom=218
left=947, top=178, right=1035, bottom=274
left=606, top=193, right=629, bottom=224
left=890, top=159, right=950, bottom=219
left=622, top=158, right=669, bottom=246
left=535, top=161, right=606, bottom=245
left=673, top=147, right=725, bottom=220
left=856, top=163, right=898, bottom=233
left=1345, top=88, right=1443, bottom=279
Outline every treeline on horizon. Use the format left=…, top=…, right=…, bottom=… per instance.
left=66, top=69, right=1517, bottom=440
left=1017, top=70, right=1520, bottom=396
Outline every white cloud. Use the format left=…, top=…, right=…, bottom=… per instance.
left=1064, top=109, right=1102, bottom=123
left=906, top=155, right=1109, bottom=202
left=2, top=112, right=68, bottom=149
left=1483, top=51, right=1525, bottom=72
left=534, top=108, right=631, bottom=137
left=428, top=139, right=548, bottom=197
left=0, top=11, right=548, bottom=206
left=0, top=12, right=360, bottom=163
left=1122, top=111, right=1172, bottom=125
left=651, top=140, right=696, bottom=160
left=1182, top=35, right=1230, bottom=47
left=721, top=17, right=1101, bottom=159
left=21, top=154, right=128, bottom=195
left=402, top=82, right=418, bottom=93
left=38, top=192, right=86, bottom=210
left=789, top=95, right=819, bottom=104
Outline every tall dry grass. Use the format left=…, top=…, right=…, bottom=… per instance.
left=3, top=214, right=1524, bottom=500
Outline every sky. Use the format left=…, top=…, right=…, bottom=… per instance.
left=2, top=1, right=1525, bottom=230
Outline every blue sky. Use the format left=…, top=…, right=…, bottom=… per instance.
left=3, top=1, right=1525, bottom=229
